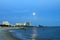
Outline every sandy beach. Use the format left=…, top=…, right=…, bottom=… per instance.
left=0, top=27, right=20, bottom=40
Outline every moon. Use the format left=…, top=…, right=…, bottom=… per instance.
left=32, top=12, right=36, bottom=16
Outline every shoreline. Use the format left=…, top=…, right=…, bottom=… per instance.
left=0, top=29, right=20, bottom=40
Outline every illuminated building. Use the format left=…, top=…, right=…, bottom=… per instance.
left=2, top=21, right=10, bottom=25
left=15, top=23, right=24, bottom=26
left=24, top=22, right=30, bottom=26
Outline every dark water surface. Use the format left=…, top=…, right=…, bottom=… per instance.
left=8, top=27, right=60, bottom=40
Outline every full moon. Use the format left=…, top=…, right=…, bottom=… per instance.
left=32, top=12, right=36, bottom=16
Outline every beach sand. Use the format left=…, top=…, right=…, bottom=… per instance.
left=0, top=28, right=20, bottom=40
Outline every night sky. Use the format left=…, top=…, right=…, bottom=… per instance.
left=0, top=0, right=60, bottom=26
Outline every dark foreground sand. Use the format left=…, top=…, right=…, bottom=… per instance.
left=0, top=30, right=20, bottom=40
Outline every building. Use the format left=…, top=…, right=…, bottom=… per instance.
left=2, top=21, right=10, bottom=25
left=15, top=22, right=31, bottom=27
left=15, top=23, right=24, bottom=26
left=0, top=21, right=12, bottom=27
left=24, top=22, right=30, bottom=26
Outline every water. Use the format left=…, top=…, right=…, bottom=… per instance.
left=8, top=27, right=60, bottom=40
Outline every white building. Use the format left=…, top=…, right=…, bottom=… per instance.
left=2, top=21, right=10, bottom=25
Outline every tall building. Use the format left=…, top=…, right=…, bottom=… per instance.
left=24, top=22, right=30, bottom=26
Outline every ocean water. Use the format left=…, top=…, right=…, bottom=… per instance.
left=8, top=27, right=60, bottom=40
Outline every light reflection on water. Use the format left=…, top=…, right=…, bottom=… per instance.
left=8, top=27, right=60, bottom=40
